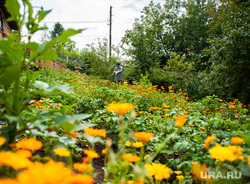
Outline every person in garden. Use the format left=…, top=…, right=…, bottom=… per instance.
left=114, top=63, right=123, bottom=83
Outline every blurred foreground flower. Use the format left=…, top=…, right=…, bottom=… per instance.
left=16, top=137, right=42, bottom=151
left=0, top=151, right=33, bottom=170
left=145, top=163, right=171, bottom=180
left=16, top=160, right=94, bottom=184
left=191, top=162, right=211, bottom=182
left=107, top=102, right=134, bottom=115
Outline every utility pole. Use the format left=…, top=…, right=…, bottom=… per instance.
left=109, top=6, right=112, bottom=60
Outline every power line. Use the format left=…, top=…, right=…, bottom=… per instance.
left=42, top=20, right=108, bottom=24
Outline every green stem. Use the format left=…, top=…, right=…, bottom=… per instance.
left=147, top=129, right=178, bottom=163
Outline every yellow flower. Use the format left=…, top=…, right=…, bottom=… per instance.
left=54, top=147, right=71, bottom=157
left=174, top=171, right=182, bottom=175
left=73, top=163, right=91, bottom=173
left=175, top=115, right=186, bottom=127
left=84, top=149, right=99, bottom=158
left=0, top=151, right=33, bottom=170
left=231, top=137, right=244, bottom=145
left=209, top=144, right=244, bottom=162
left=191, top=162, right=211, bottom=182
left=125, top=141, right=131, bottom=147
left=121, top=153, right=140, bottom=162
left=132, top=141, right=144, bottom=148
left=16, top=137, right=42, bottom=151
left=177, top=175, right=184, bottom=179
left=134, top=132, right=154, bottom=142
left=84, top=127, right=107, bottom=137
left=203, top=134, right=216, bottom=149
left=0, top=136, right=6, bottom=146
left=145, top=163, right=171, bottom=180
left=107, top=102, right=134, bottom=115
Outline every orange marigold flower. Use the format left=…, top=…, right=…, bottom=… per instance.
left=132, top=141, right=144, bottom=148
left=84, top=127, right=106, bottom=137
left=145, top=163, right=171, bottom=180
left=83, top=157, right=91, bottom=163
left=231, top=137, right=244, bottom=145
left=175, top=115, right=186, bottom=128
left=203, top=134, right=216, bottom=149
left=69, top=131, right=78, bottom=138
left=16, top=137, right=42, bottom=151
left=17, top=160, right=72, bottom=184
left=0, top=151, right=33, bottom=170
left=247, top=156, right=250, bottom=166
left=107, top=102, right=134, bottom=115
left=200, top=126, right=206, bottom=130
left=0, top=178, right=18, bottom=184
left=15, top=150, right=32, bottom=158
left=54, top=147, right=71, bottom=157
left=191, top=162, right=211, bottom=182
left=0, top=136, right=6, bottom=146
left=73, top=163, right=91, bottom=173
left=67, top=174, right=94, bottom=184
left=121, top=153, right=140, bottom=162
left=84, top=149, right=99, bottom=158
left=134, top=132, right=154, bottom=142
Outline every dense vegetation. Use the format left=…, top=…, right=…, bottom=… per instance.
left=0, top=0, right=249, bottom=184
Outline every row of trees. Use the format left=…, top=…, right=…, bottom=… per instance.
left=121, top=0, right=250, bottom=104
left=39, top=0, right=249, bottom=104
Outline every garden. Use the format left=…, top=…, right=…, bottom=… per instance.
left=0, top=0, right=250, bottom=184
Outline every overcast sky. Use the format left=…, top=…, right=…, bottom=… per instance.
left=27, top=0, right=165, bottom=51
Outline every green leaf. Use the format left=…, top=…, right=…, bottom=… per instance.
left=241, top=164, right=250, bottom=177
left=0, top=64, right=21, bottom=90
left=5, top=0, right=21, bottom=23
left=0, top=40, right=24, bottom=62
left=238, top=133, right=250, bottom=145
left=33, top=81, right=49, bottom=90
left=60, top=122, right=75, bottom=132
left=36, top=50, right=59, bottom=61
left=37, top=9, right=52, bottom=22
left=26, top=42, right=39, bottom=51
left=54, top=114, right=92, bottom=125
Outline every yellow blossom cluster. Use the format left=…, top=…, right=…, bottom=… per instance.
left=209, top=144, right=244, bottom=162
left=145, top=163, right=171, bottom=180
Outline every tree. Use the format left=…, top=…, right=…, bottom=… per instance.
left=50, top=22, right=64, bottom=39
